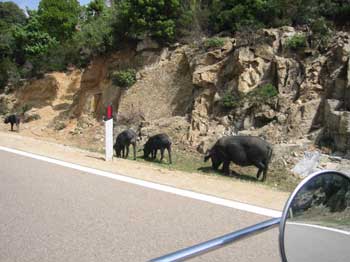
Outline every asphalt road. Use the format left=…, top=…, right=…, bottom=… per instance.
left=284, top=222, right=350, bottom=262
left=0, top=150, right=280, bottom=262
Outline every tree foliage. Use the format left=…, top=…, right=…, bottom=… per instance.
left=14, top=12, right=58, bottom=57
left=71, top=8, right=114, bottom=64
left=0, top=58, right=20, bottom=90
left=204, top=37, right=225, bottom=49
left=38, top=0, right=80, bottom=40
left=209, top=0, right=277, bottom=32
left=111, top=69, right=137, bottom=88
left=116, top=0, right=181, bottom=42
left=205, top=0, right=348, bottom=33
left=0, top=2, right=26, bottom=89
left=285, top=34, right=307, bottom=50
left=0, top=1, right=26, bottom=25
left=87, top=0, right=105, bottom=17
left=1, top=0, right=350, bottom=90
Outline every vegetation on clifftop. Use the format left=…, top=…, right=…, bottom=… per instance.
left=0, top=0, right=349, bottom=90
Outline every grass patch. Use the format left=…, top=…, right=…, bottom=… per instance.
left=127, top=147, right=214, bottom=174
left=123, top=147, right=300, bottom=192
left=75, top=142, right=299, bottom=192
left=265, top=167, right=300, bottom=192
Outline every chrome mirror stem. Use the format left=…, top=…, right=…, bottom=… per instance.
left=150, top=217, right=281, bottom=262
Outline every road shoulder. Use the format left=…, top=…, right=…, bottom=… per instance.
left=0, top=131, right=289, bottom=211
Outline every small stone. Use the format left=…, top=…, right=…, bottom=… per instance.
left=213, top=92, right=221, bottom=103
left=277, top=114, right=287, bottom=124
left=295, top=100, right=302, bottom=105
left=329, top=156, right=342, bottom=162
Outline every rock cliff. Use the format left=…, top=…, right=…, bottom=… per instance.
left=2, top=27, right=350, bottom=160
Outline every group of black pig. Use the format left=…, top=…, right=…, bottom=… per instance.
left=113, top=130, right=172, bottom=164
left=2, top=113, right=273, bottom=181
left=114, top=129, right=273, bottom=181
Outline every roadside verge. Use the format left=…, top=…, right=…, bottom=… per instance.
left=0, top=131, right=289, bottom=213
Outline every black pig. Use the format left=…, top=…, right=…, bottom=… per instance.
left=143, top=133, right=172, bottom=164
left=204, top=136, right=272, bottom=181
left=114, top=129, right=137, bottom=160
left=4, top=114, right=20, bottom=131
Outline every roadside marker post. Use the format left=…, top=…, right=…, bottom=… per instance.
left=105, top=105, right=113, bottom=161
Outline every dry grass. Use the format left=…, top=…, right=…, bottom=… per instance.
left=123, top=146, right=301, bottom=192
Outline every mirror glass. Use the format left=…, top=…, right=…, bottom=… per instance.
left=283, top=171, right=350, bottom=262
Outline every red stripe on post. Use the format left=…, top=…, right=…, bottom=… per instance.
left=107, top=105, right=112, bottom=119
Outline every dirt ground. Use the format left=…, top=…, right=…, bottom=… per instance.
left=0, top=128, right=290, bottom=211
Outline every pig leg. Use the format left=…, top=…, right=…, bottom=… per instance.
left=125, top=145, right=129, bottom=159
left=167, top=146, right=172, bottom=164
left=223, top=160, right=231, bottom=176
left=254, top=162, right=266, bottom=180
left=132, top=143, right=136, bottom=160
left=262, top=163, right=269, bottom=182
left=160, top=148, right=165, bottom=162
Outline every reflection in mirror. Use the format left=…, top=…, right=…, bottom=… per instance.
left=284, top=172, right=350, bottom=262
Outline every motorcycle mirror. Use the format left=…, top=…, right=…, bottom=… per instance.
left=279, top=170, right=350, bottom=262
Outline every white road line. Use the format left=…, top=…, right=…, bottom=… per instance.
left=287, top=222, right=350, bottom=235
left=0, top=146, right=282, bottom=218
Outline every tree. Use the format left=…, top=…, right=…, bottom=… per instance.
left=0, top=2, right=26, bottom=25
left=0, top=1, right=26, bottom=59
left=320, top=0, right=350, bottom=25
left=0, top=28, right=15, bottom=59
left=208, top=0, right=276, bottom=33
left=72, top=8, right=114, bottom=61
left=116, top=0, right=181, bottom=42
left=0, top=2, right=26, bottom=89
left=87, top=0, right=105, bottom=17
left=14, top=12, right=58, bottom=58
left=12, top=11, right=58, bottom=76
left=38, top=0, right=81, bottom=40
left=0, top=58, right=20, bottom=90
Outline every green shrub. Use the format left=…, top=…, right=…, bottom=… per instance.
left=310, top=17, right=332, bottom=50
left=221, top=92, right=242, bottom=109
left=246, top=84, right=278, bottom=105
left=252, top=84, right=278, bottom=99
left=221, top=84, right=277, bottom=109
left=285, top=34, right=307, bottom=50
left=20, top=104, right=32, bottom=114
left=111, top=69, right=136, bottom=88
left=204, top=37, right=225, bottom=49
left=311, top=17, right=329, bottom=36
